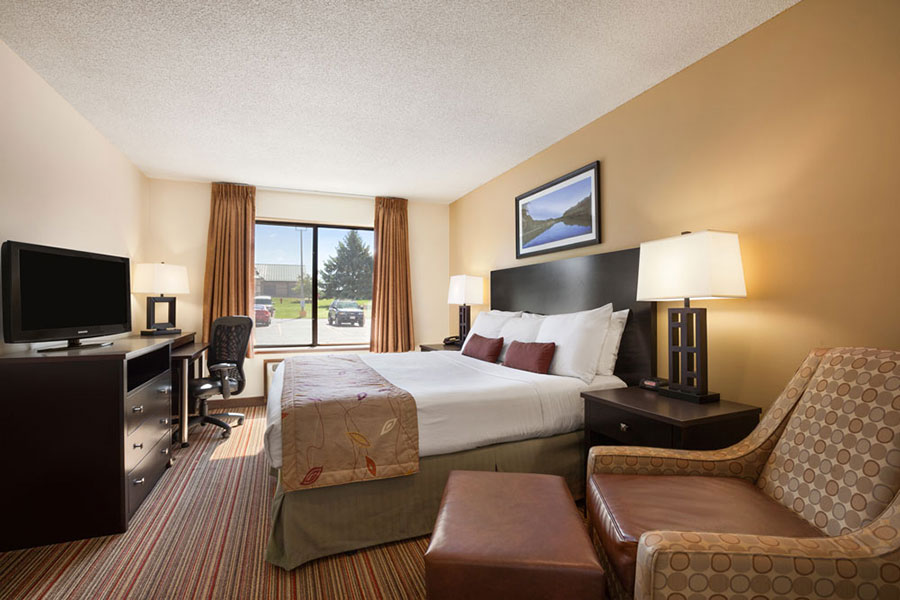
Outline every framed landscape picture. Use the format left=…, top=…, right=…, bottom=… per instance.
left=515, top=161, right=600, bottom=259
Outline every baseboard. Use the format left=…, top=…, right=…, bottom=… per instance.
left=207, top=395, right=265, bottom=409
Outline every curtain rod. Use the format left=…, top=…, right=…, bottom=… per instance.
left=256, top=185, right=374, bottom=200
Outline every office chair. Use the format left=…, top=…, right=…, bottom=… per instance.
left=187, top=315, right=253, bottom=439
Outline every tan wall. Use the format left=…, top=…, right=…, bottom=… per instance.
left=449, top=0, right=900, bottom=409
left=145, top=180, right=449, bottom=398
left=0, top=40, right=149, bottom=354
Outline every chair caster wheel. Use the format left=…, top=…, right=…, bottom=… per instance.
left=222, top=430, right=230, bottom=438
left=238, top=418, right=245, bottom=426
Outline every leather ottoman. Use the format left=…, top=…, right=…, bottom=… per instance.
left=424, top=470, right=605, bottom=600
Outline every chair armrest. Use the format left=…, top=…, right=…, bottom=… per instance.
left=634, top=500, right=900, bottom=599
left=208, top=362, right=237, bottom=400
left=588, top=349, right=827, bottom=481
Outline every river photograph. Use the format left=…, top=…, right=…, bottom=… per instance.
left=519, top=175, right=594, bottom=249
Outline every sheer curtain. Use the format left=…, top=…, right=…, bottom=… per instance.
left=370, top=196, right=415, bottom=352
left=202, top=182, right=256, bottom=356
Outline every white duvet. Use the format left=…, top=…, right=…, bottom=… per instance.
left=264, top=350, right=625, bottom=468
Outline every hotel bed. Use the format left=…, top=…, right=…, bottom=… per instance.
left=264, top=248, right=656, bottom=570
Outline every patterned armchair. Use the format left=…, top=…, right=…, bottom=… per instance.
left=586, top=348, right=900, bottom=599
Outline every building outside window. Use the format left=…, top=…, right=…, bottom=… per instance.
left=254, top=221, right=374, bottom=347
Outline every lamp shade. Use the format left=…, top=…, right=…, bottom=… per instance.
left=636, top=231, right=746, bottom=301
left=132, top=263, right=190, bottom=295
left=447, top=275, right=484, bottom=305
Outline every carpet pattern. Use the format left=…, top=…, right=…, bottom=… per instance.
left=0, top=406, right=429, bottom=599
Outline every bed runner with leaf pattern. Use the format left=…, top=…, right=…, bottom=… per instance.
left=279, top=354, right=419, bottom=491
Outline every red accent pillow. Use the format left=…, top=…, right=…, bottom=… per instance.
left=462, top=334, right=504, bottom=363
left=503, top=341, right=556, bottom=374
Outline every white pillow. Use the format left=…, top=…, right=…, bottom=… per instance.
left=497, top=316, right=545, bottom=362
left=535, top=304, right=613, bottom=383
left=489, top=309, right=523, bottom=317
left=461, top=311, right=520, bottom=351
left=596, top=309, right=629, bottom=376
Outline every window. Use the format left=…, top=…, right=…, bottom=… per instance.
left=254, top=221, right=374, bottom=348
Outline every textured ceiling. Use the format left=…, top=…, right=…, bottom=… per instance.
left=0, top=1, right=799, bottom=203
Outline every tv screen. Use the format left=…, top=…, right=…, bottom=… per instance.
left=2, top=241, right=131, bottom=344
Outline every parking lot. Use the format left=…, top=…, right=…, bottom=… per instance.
left=254, top=317, right=371, bottom=346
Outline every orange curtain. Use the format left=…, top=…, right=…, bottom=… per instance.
left=370, top=197, right=415, bottom=352
left=202, top=182, right=256, bottom=356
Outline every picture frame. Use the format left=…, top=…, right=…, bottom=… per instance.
left=515, top=161, right=601, bottom=259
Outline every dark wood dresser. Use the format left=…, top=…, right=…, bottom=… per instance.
left=0, top=337, right=173, bottom=551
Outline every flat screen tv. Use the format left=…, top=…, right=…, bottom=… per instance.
left=2, top=241, right=131, bottom=350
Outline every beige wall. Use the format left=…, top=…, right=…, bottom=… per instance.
left=449, top=0, right=900, bottom=409
left=145, top=180, right=450, bottom=397
left=0, top=40, right=149, bottom=354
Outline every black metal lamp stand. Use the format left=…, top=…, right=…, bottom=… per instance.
left=659, top=298, right=719, bottom=403
left=141, top=294, right=181, bottom=336
left=458, top=304, right=472, bottom=342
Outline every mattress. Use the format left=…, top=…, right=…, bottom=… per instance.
left=264, top=350, right=625, bottom=468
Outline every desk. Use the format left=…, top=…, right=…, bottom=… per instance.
left=171, top=335, right=209, bottom=447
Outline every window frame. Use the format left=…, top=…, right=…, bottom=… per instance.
left=254, top=219, right=374, bottom=349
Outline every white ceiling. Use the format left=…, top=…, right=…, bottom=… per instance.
left=0, top=1, right=799, bottom=203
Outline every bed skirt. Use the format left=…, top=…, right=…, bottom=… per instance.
left=265, top=430, right=585, bottom=570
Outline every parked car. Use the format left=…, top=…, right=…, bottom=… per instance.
left=255, top=295, right=275, bottom=317
left=328, top=300, right=365, bottom=326
left=254, top=304, right=272, bottom=327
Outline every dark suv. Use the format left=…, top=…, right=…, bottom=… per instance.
left=328, top=300, right=365, bottom=327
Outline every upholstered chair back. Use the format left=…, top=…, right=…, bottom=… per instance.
left=757, top=347, right=900, bottom=537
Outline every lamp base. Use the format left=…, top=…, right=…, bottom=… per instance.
left=659, top=387, right=720, bottom=404
left=140, top=328, right=182, bottom=337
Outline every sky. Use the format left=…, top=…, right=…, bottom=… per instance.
left=255, top=224, right=373, bottom=268
left=522, top=176, right=592, bottom=220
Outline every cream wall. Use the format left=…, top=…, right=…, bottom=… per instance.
left=449, top=0, right=900, bottom=409
left=0, top=40, right=149, bottom=355
left=145, top=181, right=450, bottom=397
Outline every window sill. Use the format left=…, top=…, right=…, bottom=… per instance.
left=254, top=344, right=369, bottom=355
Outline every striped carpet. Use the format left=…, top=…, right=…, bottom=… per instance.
left=0, top=406, right=429, bottom=600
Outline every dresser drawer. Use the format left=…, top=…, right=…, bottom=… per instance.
left=125, top=371, right=171, bottom=435
left=126, top=434, right=170, bottom=519
left=587, top=403, right=673, bottom=447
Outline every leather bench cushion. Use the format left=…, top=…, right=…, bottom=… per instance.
left=588, top=473, right=822, bottom=595
left=425, top=470, right=605, bottom=600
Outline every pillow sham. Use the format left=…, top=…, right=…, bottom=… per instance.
left=596, top=309, right=630, bottom=376
left=535, top=304, right=613, bottom=383
left=461, top=311, right=520, bottom=351
left=461, top=334, right=504, bottom=363
left=503, top=341, right=556, bottom=374
left=496, top=316, right=544, bottom=362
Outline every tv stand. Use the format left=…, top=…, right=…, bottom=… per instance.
left=0, top=337, right=173, bottom=551
left=36, top=337, right=115, bottom=353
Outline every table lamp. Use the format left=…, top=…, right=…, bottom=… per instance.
left=636, top=231, right=746, bottom=403
left=133, top=263, right=190, bottom=336
left=447, top=275, right=484, bottom=343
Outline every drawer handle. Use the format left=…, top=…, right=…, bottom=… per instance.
left=161, top=447, right=170, bottom=455
left=619, top=422, right=630, bottom=432
left=160, top=418, right=170, bottom=425
left=133, top=443, right=144, bottom=449
left=133, top=477, right=145, bottom=486
left=132, top=405, right=144, bottom=413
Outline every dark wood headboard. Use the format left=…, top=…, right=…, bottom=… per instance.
left=490, top=248, right=656, bottom=386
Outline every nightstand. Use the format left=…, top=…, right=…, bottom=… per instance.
left=582, top=387, right=761, bottom=454
left=420, top=343, right=462, bottom=352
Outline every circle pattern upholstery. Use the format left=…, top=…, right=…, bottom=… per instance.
left=588, top=348, right=900, bottom=600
